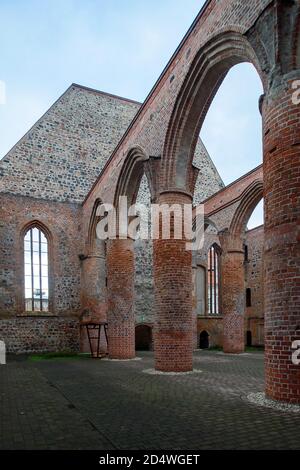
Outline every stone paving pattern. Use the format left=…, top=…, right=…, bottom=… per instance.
left=0, top=351, right=300, bottom=450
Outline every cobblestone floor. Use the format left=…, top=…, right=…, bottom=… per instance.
left=0, top=350, right=300, bottom=450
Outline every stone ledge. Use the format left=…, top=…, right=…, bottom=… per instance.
left=16, top=313, right=58, bottom=318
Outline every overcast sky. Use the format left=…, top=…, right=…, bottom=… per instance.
left=0, top=0, right=263, bottom=227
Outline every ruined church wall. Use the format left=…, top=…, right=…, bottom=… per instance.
left=0, top=192, right=83, bottom=353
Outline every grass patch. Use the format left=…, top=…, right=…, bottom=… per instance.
left=200, top=346, right=264, bottom=353
left=28, top=351, right=90, bottom=361
left=245, top=346, right=264, bottom=353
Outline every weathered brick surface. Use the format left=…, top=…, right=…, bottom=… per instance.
left=0, top=193, right=83, bottom=352
left=197, top=317, right=223, bottom=348
left=0, top=193, right=83, bottom=317
left=84, top=2, right=271, bottom=209
left=245, top=225, right=264, bottom=346
left=133, top=144, right=224, bottom=327
left=194, top=168, right=264, bottom=351
left=0, top=86, right=140, bottom=353
left=153, top=192, right=193, bottom=372
left=106, top=238, right=135, bottom=359
left=263, top=82, right=300, bottom=404
left=203, top=165, right=263, bottom=232
left=0, top=88, right=223, bottom=353
left=81, top=1, right=278, bottom=376
left=0, top=317, right=79, bottom=353
left=0, top=85, right=140, bottom=203
left=219, top=232, right=245, bottom=354
left=0, top=0, right=298, bottom=405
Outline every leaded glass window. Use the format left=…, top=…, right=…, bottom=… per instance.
left=207, top=245, right=221, bottom=315
left=24, top=227, right=49, bottom=312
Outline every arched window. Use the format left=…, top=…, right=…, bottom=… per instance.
left=24, top=226, right=49, bottom=312
left=207, top=245, right=221, bottom=315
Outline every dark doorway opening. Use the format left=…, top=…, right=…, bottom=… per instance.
left=199, top=330, right=209, bottom=349
left=246, top=330, right=252, bottom=347
left=246, top=288, right=252, bottom=307
left=135, top=325, right=152, bottom=351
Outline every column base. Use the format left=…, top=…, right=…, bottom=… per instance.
left=108, top=326, right=135, bottom=360
left=154, top=331, right=193, bottom=373
left=223, top=314, right=245, bottom=354
left=265, top=335, right=300, bottom=404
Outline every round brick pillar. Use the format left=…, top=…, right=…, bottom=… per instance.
left=263, top=80, right=300, bottom=403
left=192, top=255, right=199, bottom=350
left=153, top=192, right=193, bottom=372
left=220, top=232, right=245, bottom=354
left=106, top=238, right=135, bottom=359
left=80, top=240, right=107, bottom=353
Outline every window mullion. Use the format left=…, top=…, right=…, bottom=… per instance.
left=210, top=248, right=212, bottom=314
left=39, top=230, right=42, bottom=311
left=30, top=229, right=34, bottom=312
left=214, top=248, right=217, bottom=315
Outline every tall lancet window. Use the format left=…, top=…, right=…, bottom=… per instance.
left=207, top=244, right=221, bottom=315
left=24, top=227, right=49, bottom=312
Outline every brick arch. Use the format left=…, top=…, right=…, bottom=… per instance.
left=106, top=147, right=152, bottom=360
left=21, top=219, right=53, bottom=243
left=86, top=198, right=104, bottom=254
left=229, top=180, right=264, bottom=238
left=209, top=241, right=222, bottom=254
left=162, top=31, right=265, bottom=194
left=113, top=146, right=151, bottom=208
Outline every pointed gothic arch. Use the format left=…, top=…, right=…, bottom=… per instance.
left=113, top=146, right=151, bottom=209
left=20, top=220, right=53, bottom=313
left=229, top=180, right=264, bottom=238
left=162, top=31, right=266, bottom=194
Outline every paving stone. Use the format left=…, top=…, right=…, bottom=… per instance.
left=0, top=350, right=299, bottom=450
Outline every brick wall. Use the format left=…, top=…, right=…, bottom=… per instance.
left=194, top=224, right=265, bottom=349
left=0, top=317, right=79, bottom=354
left=0, top=0, right=298, bottom=404
left=0, top=85, right=140, bottom=204
left=0, top=193, right=83, bottom=352
left=134, top=141, right=224, bottom=327
left=0, top=81, right=223, bottom=353
left=197, top=317, right=223, bottom=348
left=245, top=225, right=264, bottom=346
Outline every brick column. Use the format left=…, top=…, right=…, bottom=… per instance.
left=106, top=238, right=135, bottom=359
left=220, top=232, right=245, bottom=354
left=192, top=256, right=198, bottom=350
left=153, top=191, right=193, bottom=372
left=80, top=240, right=107, bottom=353
left=263, top=81, right=300, bottom=403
